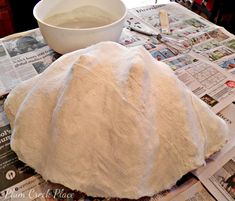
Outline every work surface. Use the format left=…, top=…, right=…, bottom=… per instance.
left=0, top=2, right=235, bottom=201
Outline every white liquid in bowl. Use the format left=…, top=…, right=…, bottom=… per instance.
left=44, top=6, right=117, bottom=29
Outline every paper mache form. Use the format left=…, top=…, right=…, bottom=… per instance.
left=4, top=42, right=229, bottom=199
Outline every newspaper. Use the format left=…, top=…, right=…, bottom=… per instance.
left=194, top=147, right=235, bottom=201
left=0, top=2, right=235, bottom=201
left=124, top=2, right=235, bottom=113
left=0, top=29, right=60, bottom=96
left=192, top=102, right=235, bottom=201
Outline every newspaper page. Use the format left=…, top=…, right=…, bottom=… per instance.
left=0, top=29, right=60, bottom=96
left=126, top=2, right=235, bottom=113
left=196, top=100, right=235, bottom=197
left=194, top=147, right=235, bottom=201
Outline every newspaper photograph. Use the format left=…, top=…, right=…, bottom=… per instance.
left=209, top=158, right=235, bottom=200
left=217, top=55, right=235, bottom=76
left=208, top=28, right=231, bottom=42
left=202, top=46, right=234, bottom=62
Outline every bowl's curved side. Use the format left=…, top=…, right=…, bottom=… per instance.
left=38, top=18, right=126, bottom=54
left=33, top=0, right=127, bottom=54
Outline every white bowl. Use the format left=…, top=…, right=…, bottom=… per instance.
left=33, top=0, right=127, bottom=54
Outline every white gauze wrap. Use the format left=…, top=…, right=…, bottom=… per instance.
left=4, top=42, right=228, bottom=199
